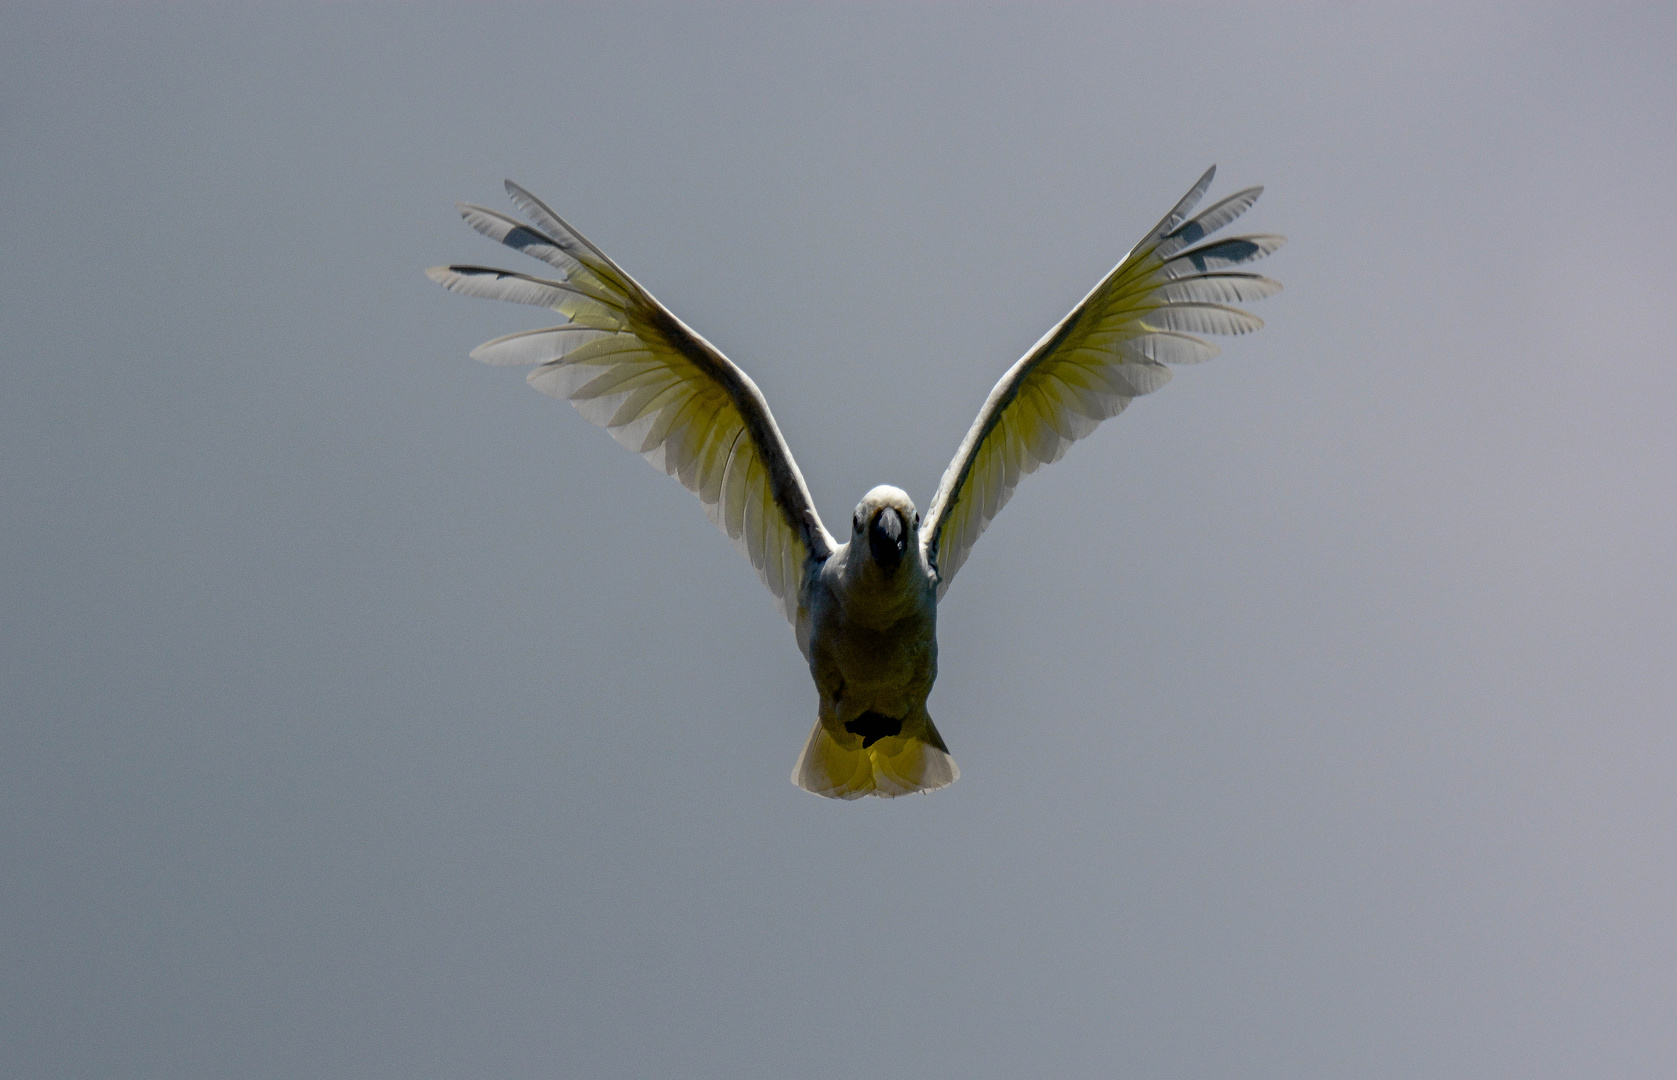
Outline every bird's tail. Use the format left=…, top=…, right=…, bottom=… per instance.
left=791, top=711, right=959, bottom=800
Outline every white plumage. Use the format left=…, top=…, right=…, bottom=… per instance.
left=430, top=168, right=1283, bottom=798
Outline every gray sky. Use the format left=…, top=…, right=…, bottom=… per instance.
left=3, top=3, right=1674, bottom=1078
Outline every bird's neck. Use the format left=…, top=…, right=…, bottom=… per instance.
left=834, top=541, right=932, bottom=621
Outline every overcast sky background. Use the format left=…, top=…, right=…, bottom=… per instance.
left=4, top=4, right=1675, bottom=1078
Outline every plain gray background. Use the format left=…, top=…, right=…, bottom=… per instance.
left=4, top=3, right=1674, bottom=1078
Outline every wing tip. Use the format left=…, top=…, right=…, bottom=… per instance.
left=1147, top=165, right=1220, bottom=243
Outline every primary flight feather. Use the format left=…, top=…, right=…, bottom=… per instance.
left=430, top=167, right=1283, bottom=799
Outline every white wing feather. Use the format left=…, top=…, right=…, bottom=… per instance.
left=430, top=182, right=835, bottom=622
left=920, top=167, right=1284, bottom=596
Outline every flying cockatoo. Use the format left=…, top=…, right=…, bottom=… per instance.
left=429, top=167, right=1282, bottom=799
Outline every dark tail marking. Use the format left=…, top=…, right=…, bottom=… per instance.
left=844, top=711, right=903, bottom=749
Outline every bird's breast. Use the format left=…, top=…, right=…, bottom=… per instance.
left=804, top=557, right=938, bottom=701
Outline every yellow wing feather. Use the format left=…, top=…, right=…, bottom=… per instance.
left=429, top=183, right=834, bottom=623
left=921, top=167, right=1284, bottom=596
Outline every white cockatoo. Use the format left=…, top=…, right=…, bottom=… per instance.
left=429, top=167, right=1282, bottom=799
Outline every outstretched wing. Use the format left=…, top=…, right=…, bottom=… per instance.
left=920, top=167, right=1283, bottom=597
left=429, top=182, right=835, bottom=622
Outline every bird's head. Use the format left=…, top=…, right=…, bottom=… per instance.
left=851, top=485, right=918, bottom=575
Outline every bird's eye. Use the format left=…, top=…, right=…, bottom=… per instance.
left=854, top=514, right=863, bottom=533
left=912, top=513, right=919, bottom=529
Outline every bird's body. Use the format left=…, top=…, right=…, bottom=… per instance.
left=794, top=486, right=953, bottom=798
left=430, top=168, right=1282, bottom=798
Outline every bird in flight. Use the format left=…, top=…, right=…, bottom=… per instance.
left=430, top=167, right=1282, bottom=799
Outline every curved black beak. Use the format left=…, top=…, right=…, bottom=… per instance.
left=868, top=507, right=906, bottom=573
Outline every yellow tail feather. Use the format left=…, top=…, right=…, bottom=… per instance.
left=791, top=713, right=959, bottom=799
